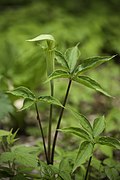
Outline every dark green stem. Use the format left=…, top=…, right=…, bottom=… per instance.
left=84, top=156, right=92, bottom=180
left=48, top=80, right=54, bottom=163
left=46, top=47, right=55, bottom=164
left=35, top=103, right=49, bottom=164
left=51, top=79, right=72, bottom=164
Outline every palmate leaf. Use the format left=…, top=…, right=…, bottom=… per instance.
left=73, top=141, right=94, bottom=172
left=65, top=44, right=80, bottom=73
left=55, top=50, right=69, bottom=69
left=75, top=55, right=115, bottom=75
left=38, top=95, right=63, bottom=107
left=68, top=106, right=93, bottom=135
left=59, top=127, right=91, bottom=141
left=7, top=86, right=35, bottom=100
left=93, top=116, right=105, bottom=137
left=46, top=69, right=70, bottom=82
left=73, top=75, right=112, bottom=97
left=98, top=136, right=120, bottom=149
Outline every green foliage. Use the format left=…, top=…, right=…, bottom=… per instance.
left=105, top=167, right=119, bottom=180
left=46, top=69, right=69, bottom=82
left=0, top=92, right=13, bottom=119
left=55, top=50, right=69, bottom=70
left=93, top=116, right=105, bottom=137
left=20, top=98, right=34, bottom=111
left=73, top=141, right=94, bottom=172
left=0, top=130, right=10, bottom=137
left=0, top=0, right=120, bottom=92
left=60, top=110, right=120, bottom=174
left=38, top=95, right=63, bottom=107
left=73, top=75, right=112, bottom=97
left=7, top=86, right=35, bottom=100
left=98, top=136, right=120, bottom=149
left=0, top=32, right=119, bottom=180
left=59, top=127, right=91, bottom=141
left=68, top=107, right=93, bottom=135
left=47, top=46, right=114, bottom=101
left=59, top=158, right=73, bottom=179
left=7, top=129, right=19, bottom=145
left=64, top=44, right=80, bottom=73
left=12, top=174, right=28, bottom=180
left=74, top=56, right=115, bottom=75
left=7, top=86, right=63, bottom=111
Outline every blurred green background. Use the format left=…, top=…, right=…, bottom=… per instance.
left=0, top=0, right=120, bottom=144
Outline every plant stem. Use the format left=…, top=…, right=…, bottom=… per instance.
left=84, top=156, right=92, bottom=180
left=48, top=80, right=54, bottom=163
left=46, top=48, right=55, bottom=164
left=51, top=79, right=72, bottom=164
left=35, top=103, right=49, bottom=164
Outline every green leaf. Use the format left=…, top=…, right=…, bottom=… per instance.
left=7, top=86, right=35, bottom=100
left=75, top=55, right=115, bottom=74
left=0, top=152, right=15, bottom=163
left=59, top=171, right=72, bottom=180
left=12, top=174, right=28, bottom=180
left=20, top=98, right=34, bottom=111
left=93, top=116, right=105, bottom=137
left=17, top=167, right=34, bottom=173
left=0, top=146, right=39, bottom=167
left=73, top=141, right=94, bottom=172
left=103, top=158, right=120, bottom=172
left=59, top=157, right=73, bottom=174
left=73, top=75, right=112, bottom=97
left=59, top=127, right=91, bottom=140
left=0, top=130, right=10, bottom=137
left=55, top=50, right=69, bottom=69
left=105, top=167, right=119, bottom=180
left=15, top=153, right=38, bottom=167
left=98, top=136, right=120, bottom=149
left=38, top=95, right=63, bottom=107
left=68, top=106, right=93, bottom=135
left=40, top=162, right=57, bottom=179
left=0, top=93, right=13, bottom=119
left=46, top=69, right=70, bottom=82
left=7, top=129, right=19, bottom=145
left=11, top=145, right=40, bottom=155
left=91, top=157, right=103, bottom=171
left=65, top=44, right=80, bottom=73
left=103, top=158, right=120, bottom=168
